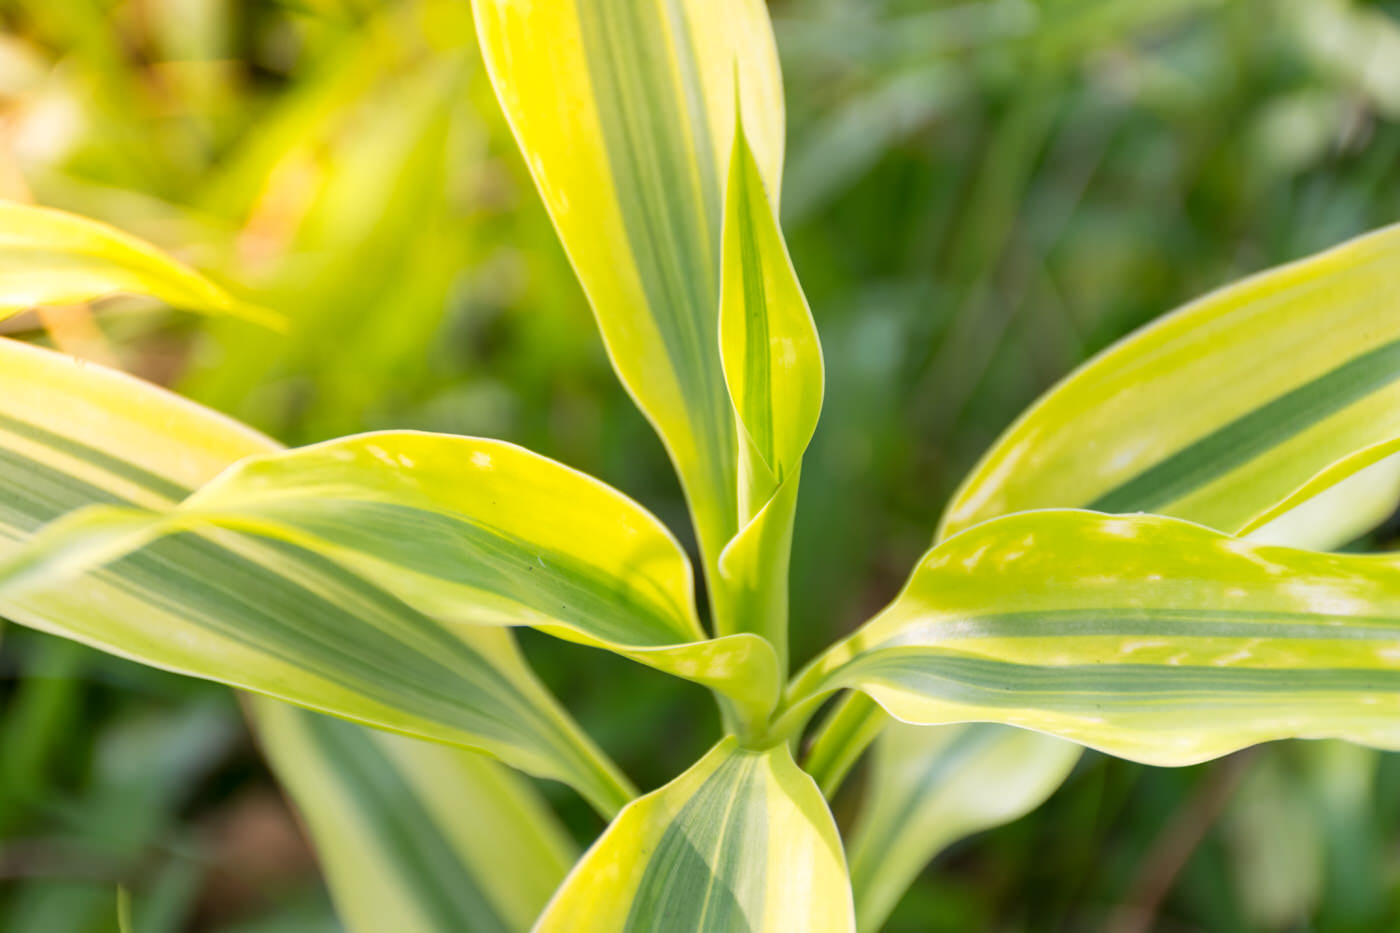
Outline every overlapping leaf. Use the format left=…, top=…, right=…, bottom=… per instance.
left=797, top=510, right=1400, bottom=764
left=473, top=0, right=785, bottom=587
left=940, top=223, right=1400, bottom=545
left=535, top=736, right=854, bottom=933
left=3, top=432, right=781, bottom=731
left=0, top=339, right=633, bottom=815
left=0, top=201, right=276, bottom=326
left=715, top=117, right=823, bottom=667
left=833, top=223, right=1400, bottom=923
left=253, top=698, right=576, bottom=933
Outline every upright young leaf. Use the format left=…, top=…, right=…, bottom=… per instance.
left=0, top=202, right=276, bottom=326
left=846, top=723, right=1079, bottom=933
left=715, top=117, right=824, bottom=667
left=2, top=432, right=781, bottom=732
left=940, top=224, right=1400, bottom=544
left=719, top=119, right=823, bottom=493
left=535, top=737, right=855, bottom=933
left=0, top=339, right=632, bottom=815
left=253, top=698, right=576, bottom=933
left=798, top=510, right=1400, bottom=764
left=473, top=0, right=785, bottom=590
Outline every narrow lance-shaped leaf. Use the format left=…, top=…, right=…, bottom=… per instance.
left=1, top=431, right=781, bottom=735
left=940, top=223, right=1400, bottom=545
left=535, top=736, right=855, bottom=933
left=252, top=698, right=576, bottom=933
left=797, top=509, right=1400, bottom=765
left=473, top=0, right=785, bottom=597
left=0, top=338, right=633, bottom=815
left=0, top=201, right=278, bottom=327
left=715, top=115, right=824, bottom=668
left=846, top=723, right=1079, bottom=933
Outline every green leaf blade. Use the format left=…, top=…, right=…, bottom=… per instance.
left=3, top=429, right=782, bottom=732
left=252, top=698, right=576, bottom=933
left=941, top=224, right=1400, bottom=544
left=847, top=723, right=1079, bottom=933
left=535, top=736, right=855, bottom=933
left=808, top=510, right=1400, bottom=766
left=719, top=119, right=823, bottom=487
left=473, top=0, right=785, bottom=583
left=0, top=339, right=633, bottom=816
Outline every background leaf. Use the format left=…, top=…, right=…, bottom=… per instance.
left=252, top=697, right=576, bottom=933
left=0, top=202, right=274, bottom=326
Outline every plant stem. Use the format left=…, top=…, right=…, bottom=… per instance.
left=803, top=692, right=888, bottom=797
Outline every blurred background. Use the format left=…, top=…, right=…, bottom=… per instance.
left=3, top=0, right=1400, bottom=929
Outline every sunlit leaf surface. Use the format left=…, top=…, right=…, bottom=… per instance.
left=536, top=736, right=854, bottom=933
left=0, top=339, right=632, bottom=814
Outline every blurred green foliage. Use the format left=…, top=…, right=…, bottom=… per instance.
left=3, top=0, right=1400, bottom=929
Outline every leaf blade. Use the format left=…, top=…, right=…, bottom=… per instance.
left=3, top=430, right=782, bottom=731
left=535, top=736, right=855, bottom=933
left=847, top=723, right=1078, bottom=933
left=807, top=510, right=1400, bottom=765
left=940, top=224, right=1400, bottom=543
left=0, top=339, right=633, bottom=815
left=252, top=697, right=576, bottom=933
left=473, top=0, right=785, bottom=581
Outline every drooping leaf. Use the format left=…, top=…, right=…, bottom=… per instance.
left=797, top=509, right=1400, bottom=765
left=2, top=432, right=781, bottom=731
left=252, top=698, right=575, bottom=933
left=846, top=723, right=1079, bottom=933
left=535, top=736, right=855, bottom=933
left=714, top=115, right=823, bottom=666
left=940, top=223, right=1400, bottom=544
left=473, top=0, right=785, bottom=586
left=0, top=201, right=277, bottom=327
left=0, top=338, right=632, bottom=815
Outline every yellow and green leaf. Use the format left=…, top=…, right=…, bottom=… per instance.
left=0, top=338, right=633, bottom=815
left=831, top=224, right=1400, bottom=923
left=714, top=116, right=823, bottom=667
left=0, top=201, right=276, bottom=327
left=535, top=736, right=854, bottom=933
left=799, top=509, right=1400, bottom=765
left=253, top=697, right=576, bottom=933
left=2, top=431, right=781, bottom=732
left=846, top=723, right=1079, bottom=933
left=940, top=223, right=1400, bottom=544
left=472, top=0, right=785, bottom=589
